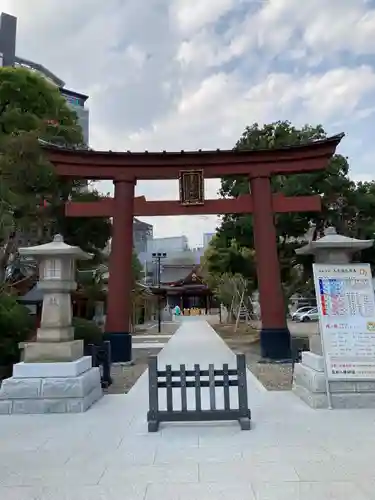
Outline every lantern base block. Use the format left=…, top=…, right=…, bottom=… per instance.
left=0, top=359, right=102, bottom=415
left=12, top=356, right=92, bottom=378
left=293, top=356, right=375, bottom=409
left=36, top=326, right=75, bottom=343
left=23, top=339, right=84, bottom=363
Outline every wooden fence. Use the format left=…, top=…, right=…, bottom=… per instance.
left=147, top=353, right=251, bottom=431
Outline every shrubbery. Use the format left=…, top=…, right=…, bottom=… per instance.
left=0, top=293, right=34, bottom=366
left=72, top=317, right=103, bottom=346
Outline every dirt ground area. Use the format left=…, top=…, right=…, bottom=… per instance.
left=106, top=347, right=163, bottom=394
left=213, top=323, right=297, bottom=391
left=106, top=322, right=179, bottom=394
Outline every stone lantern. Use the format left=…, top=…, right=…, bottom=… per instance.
left=293, top=227, right=375, bottom=408
left=0, top=235, right=103, bottom=415
left=295, top=226, right=373, bottom=264
left=295, top=227, right=373, bottom=355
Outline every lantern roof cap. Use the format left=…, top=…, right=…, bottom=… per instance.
left=295, top=227, right=374, bottom=255
left=19, top=234, right=92, bottom=260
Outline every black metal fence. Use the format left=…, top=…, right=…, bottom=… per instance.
left=87, top=341, right=112, bottom=389
left=147, top=353, right=251, bottom=432
left=291, top=337, right=309, bottom=366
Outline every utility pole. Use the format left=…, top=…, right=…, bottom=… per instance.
left=152, top=252, right=167, bottom=333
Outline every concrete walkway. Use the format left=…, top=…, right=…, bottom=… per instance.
left=1, top=319, right=375, bottom=499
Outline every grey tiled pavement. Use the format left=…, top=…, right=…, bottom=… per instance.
left=1, top=318, right=375, bottom=499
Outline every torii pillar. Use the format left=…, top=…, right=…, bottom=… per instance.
left=103, top=179, right=135, bottom=362
left=250, top=174, right=289, bottom=359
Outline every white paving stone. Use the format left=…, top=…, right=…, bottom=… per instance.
left=145, top=482, right=256, bottom=500
left=133, top=334, right=172, bottom=340
left=0, top=487, right=43, bottom=500
left=0, top=318, right=374, bottom=499
left=132, top=342, right=166, bottom=349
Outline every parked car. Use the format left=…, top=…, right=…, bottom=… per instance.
left=295, top=307, right=319, bottom=322
left=291, top=306, right=315, bottom=321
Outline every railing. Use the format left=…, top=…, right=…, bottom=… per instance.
left=147, top=353, right=251, bottom=432
left=87, top=341, right=112, bottom=389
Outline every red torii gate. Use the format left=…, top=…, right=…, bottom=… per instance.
left=43, top=134, right=343, bottom=362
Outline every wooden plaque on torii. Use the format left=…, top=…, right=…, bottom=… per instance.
left=179, top=170, right=204, bottom=206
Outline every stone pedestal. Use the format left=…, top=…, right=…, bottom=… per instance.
left=0, top=357, right=102, bottom=414
left=308, top=334, right=322, bottom=355
left=23, top=339, right=84, bottom=363
left=293, top=227, right=375, bottom=409
left=293, top=352, right=375, bottom=409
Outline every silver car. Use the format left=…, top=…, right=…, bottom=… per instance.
left=295, top=307, right=319, bottom=322
left=291, top=306, right=315, bottom=321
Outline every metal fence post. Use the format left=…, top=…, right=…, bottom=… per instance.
left=236, top=354, right=251, bottom=430
left=147, top=356, right=159, bottom=432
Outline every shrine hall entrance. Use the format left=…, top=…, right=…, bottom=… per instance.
left=44, top=134, right=343, bottom=362
left=149, top=261, right=219, bottom=316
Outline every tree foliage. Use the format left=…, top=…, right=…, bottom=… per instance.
left=51, top=189, right=112, bottom=256
left=0, top=292, right=33, bottom=366
left=201, top=237, right=256, bottom=313
left=201, top=236, right=255, bottom=286
left=0, top=67, right=111, bottom=282
left=207, top=121, right=375, bottom=297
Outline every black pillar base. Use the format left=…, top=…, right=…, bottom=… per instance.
left=103, top=332, right=132, bottom=363
left=260, top=327, right=291, bottom=361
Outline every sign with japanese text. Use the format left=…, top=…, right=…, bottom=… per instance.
left=313, top=263, right=375, bottom=380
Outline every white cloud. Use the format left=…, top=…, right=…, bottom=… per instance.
left=178, top=0, right=375, bottom=69
left=171, top=0, right=235, bottom=35
left=99, top=66, right=375, bottom=152
left=2, top=0, right=375, bottom=245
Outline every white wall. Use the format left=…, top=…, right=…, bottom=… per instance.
left=203, top=232, right=215, bottom=248
left=147, top=236, right=189, bottom=254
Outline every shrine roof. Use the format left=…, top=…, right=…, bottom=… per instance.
left=160, top=266, right=195, bottom=284
left=42, top=133, right=344, bottom=159
left=18, top=284, right=43, bottom=304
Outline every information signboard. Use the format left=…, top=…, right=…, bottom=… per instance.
left=313, top=263, right=375, bottom=380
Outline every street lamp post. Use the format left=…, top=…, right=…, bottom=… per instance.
left=152, top=252, right=167, bottom=333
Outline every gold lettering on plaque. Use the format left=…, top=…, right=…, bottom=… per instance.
left=179, top=170, right=204, bottom=206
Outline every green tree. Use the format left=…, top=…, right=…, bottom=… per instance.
left=51, top=189, right=112, bottom=257
left=201, top=237, right=256, bottom=316
left=201, top=236, right=255, bottom=286
left=0, top=67, right=111, bottom=282
left=0, top=292, right=33, bottom=367
left=214, top=121, right=355, bottom=296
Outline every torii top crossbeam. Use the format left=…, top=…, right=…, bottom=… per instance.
left=43, top=134, right=344, bottom=180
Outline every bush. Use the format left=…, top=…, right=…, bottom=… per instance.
left=0, top=293, right=34, bottom=366
left=72, top=317, right=102, bottom=346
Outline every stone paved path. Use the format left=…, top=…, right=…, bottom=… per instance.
left=1, top=319, right=375, bottom=499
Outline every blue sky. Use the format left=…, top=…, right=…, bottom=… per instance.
left=3, top=0, right=375, bottom=246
